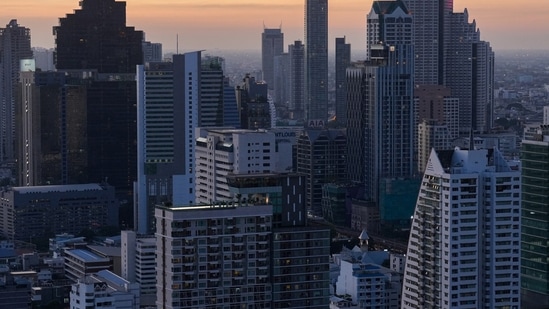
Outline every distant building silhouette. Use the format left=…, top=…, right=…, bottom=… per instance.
left=289, top=40, right=305, bottom=120
left=142, top=40, right=162, bottom=63
left=261, top=27, right=283, bottom=90
left=236, top=74, right=271, bottom=129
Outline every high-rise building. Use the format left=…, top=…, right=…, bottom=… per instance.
left=521, top=125, right=549, bottom=308
left=235, top=74, right=271, bottom=129
left=297, top=128, right=347, bottom=214
left=195, top=127, right=298, bottom=204
left=17, top=68, right=88, bottom=186
left=273, top=52, right=290, bottom=107
left=199, top=55, right=227, bottom=127
left=417, top=120, right=451, bottom=173
left=289, top=40, right=305, bottom=120
left=348, top=44, right=415, bottom=203
left=0, top=19, right=32, bottom=166
left=403, top=0, right=494, bottom=134
left=54, top=0, right=144, bottom=205
left=366, top=0, right=412, bottom=53
left=155, top=203, right=274, bottom=308
left=402, top=147, right=521, bottom=308
left=401, top=0, right=450, bottom=85
left=142, top=40, right=162, bottom=63
left=261, top=27, right=284, bottom=90
left=445, top=11, right=494, bottom=133
left=135, top=52, right=200, bottom=233
left=305, top=0, right=328, bottom=122
left=54, top=0, right=143, bottom=73
left=414, top=85, right=460, bottom=141
left=226, top=172, right=331, bottom=308
left=335, top=37, right=350, bottom=126
left=195, top=128, right=278, bottom=204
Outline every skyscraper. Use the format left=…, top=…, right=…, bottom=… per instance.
left=401, top=0, right=450, bottom=85
left=445, top=11, right=494, bottom=133
left=356, top=47, right=415, bottom=204
left=297, top=128, right=347, bottom=214
left=54, top=0, right=143, bottom=74
left=0, top=19, right=32, bottom=166
left=54, top=0, right=143, bottom=206
left=305, top=0, right=328, bottom=122
left=17, top=68, right=89, bottom=186
left=335, top=37, right=350, bottom=126
left=135, top=52, right=200, bottom=234
left=403, top=0, right=494, bottom=134
left=366, top=0, right=412, bottom=52
left=521, top=125, right=549, bottom=308
left=289, top=40, right=305, bottom=120
left=402, top=147, right=521, bottom=308
left=261, top=27, right=284, bottom=90
left=235, top=74, right=271, bottom=130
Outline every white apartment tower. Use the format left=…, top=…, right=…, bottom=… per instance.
left=194, top=128, right=279, bottom=205
left=135, top=51, right=200, bottom=233
left=401, top=147, right=521, bottom=308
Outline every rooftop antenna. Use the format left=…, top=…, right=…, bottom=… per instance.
left=176, top=34, right=179, bottom=55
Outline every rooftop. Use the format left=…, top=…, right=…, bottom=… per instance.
left=67, top=249, right=109, bottom=263
left=12, top=183, right=104, bottom=194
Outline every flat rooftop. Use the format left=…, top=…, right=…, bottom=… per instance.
left=13, top=184, right=104, bottom=194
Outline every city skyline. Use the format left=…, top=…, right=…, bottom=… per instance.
left=2, top=0, right=548, bottom=55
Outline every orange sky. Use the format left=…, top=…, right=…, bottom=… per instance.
left=2, top=0, right=548, bottom=55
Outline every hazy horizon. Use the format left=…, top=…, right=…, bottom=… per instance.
left=4, top=0, right=549, bottom=55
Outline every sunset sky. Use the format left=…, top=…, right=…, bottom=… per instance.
left=2, top=0, right=548, bottom=56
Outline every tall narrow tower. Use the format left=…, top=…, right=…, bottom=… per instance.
left=305, top=0, right=328, bottom=123
left=335, top=37, right=350, bottom=126
left=135, top=52, right=200, bottom=234
left=0, top=20, right=32, bottom=166
left=261, top=27, right=283, bottom=90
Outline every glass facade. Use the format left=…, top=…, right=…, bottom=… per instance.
left=521, top=142, right=549, bottom=295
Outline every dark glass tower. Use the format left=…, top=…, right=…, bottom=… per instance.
left=53, top=0, right=143, bottom=209
left=305, top=0, right=328, bottom=123
left=53, top=0, right=143, bottom=73
left=335, top=37, right=350, bottom=126
left=0, top=20, right=32, bottom=167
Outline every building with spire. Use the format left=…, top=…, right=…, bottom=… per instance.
left=401, top=147, right=521, bottom=308
left=305, top=0, right=328, bottom=123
